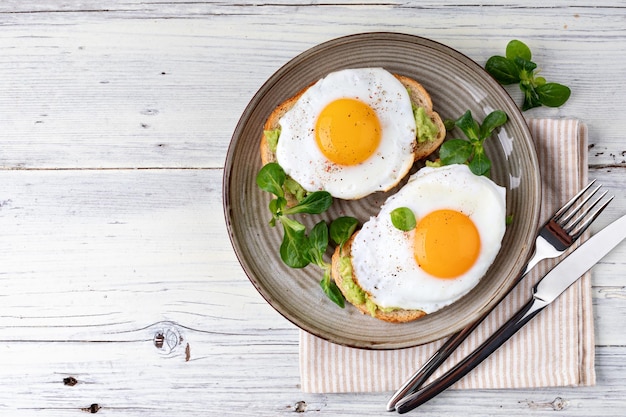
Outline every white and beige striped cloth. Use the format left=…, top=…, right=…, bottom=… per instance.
left=300, top=118, right=595, bottom=393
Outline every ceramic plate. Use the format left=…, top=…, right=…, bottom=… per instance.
left=223, top=32, right=541, bottom=349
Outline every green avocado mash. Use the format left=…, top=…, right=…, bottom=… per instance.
left=264, top=128, right=281, bottom=153
left=338, top=256, right=397, bottom=317
left=338, top=256, right=366, bottom=305
left=263, top=127, right=308, bottom=203
left=413, top=106, right=439, bottom=143
left=284, top=177, right=307, bottom=202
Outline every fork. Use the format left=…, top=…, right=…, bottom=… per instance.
left=387, top=180, right=613, bottom=412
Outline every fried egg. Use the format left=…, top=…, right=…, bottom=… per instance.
left=275, top=68, right=417, bottom=200
left=350, top=164, right=507, bottom=313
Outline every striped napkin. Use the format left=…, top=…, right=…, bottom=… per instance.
left=300, top=118, right=595, bottom=393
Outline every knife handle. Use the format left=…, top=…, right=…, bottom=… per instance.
left=386, top=317, right=482, bottom=411
left=394, top=296, right=549, bottom=414
left=387, top=267, right=532, bottom=411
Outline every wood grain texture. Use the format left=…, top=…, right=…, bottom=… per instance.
left=0, top=1, right=624, bottom=415
left=0, top=2, right=624, bottom=169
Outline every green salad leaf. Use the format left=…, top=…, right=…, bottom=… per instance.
left=390, top=207, right=417, bottom=231
left=330, top=216, right=359, bottom=249
left=256, top=162, right=360, bottom=308
left=486, top=40, right=571, bottom=111
left=440, top=110, right=508, bottom=176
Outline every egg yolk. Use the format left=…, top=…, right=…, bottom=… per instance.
left=315, top=98, right=382, bottom=166
left=413, top=209, right=481, bottom=279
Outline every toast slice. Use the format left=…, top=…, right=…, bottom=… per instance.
left=259, top=71, right=446, bottom=205
left=331, top=234, right=427, bottom=323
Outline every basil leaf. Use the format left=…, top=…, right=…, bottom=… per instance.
left=513, top=56, right=537, bottom=73
left=330, top=216, right=359, bottom=247
left=479, top=110, right=508, bottom=139
left=485, top=56, right=520, bottom=85
left=308, top=221, right=329, bottom=263
left=280, top=223, right=310, bottom=268
left=521, top=83, right=542, bottom=111
left=280, top=215, right=305, bottom=233
left=439, top=139, right=473, bottom=165
left=268, top=196, right=286, bottom=215
left=486, top=40, right=571, bottom=111
left=469, top=147, right=492, bottom=176
left=443, top=118, right=456, bottom=131
left=454, top=110, right=481, bottom=142
left=506, top=40, right=531, bottom=61
left=536, top=82, right=571, bottom=107
left=268, top=197, right=287, bottom=227
left=390, top=207, right=417, bottom=232
left=440, top=110, right=508, bottom=176
left=284, top=191, right=332, bottom=215
left=320, top=273, right=345, bottom=308
left=256, top=162, right=285, bottom=197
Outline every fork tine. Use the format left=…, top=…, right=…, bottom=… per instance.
left=558, top=186, right=602, bottom=225
left=553, top=179, right=597, bottom=221
left=570, top=194, right=614, bottom=240
left=564, top=189, right=608, bottom=231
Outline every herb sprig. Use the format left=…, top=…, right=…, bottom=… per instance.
left=256, top=162, right=358, bottom=307
left=485, top=40, right=571, bottom=111
left=440, top=110, right=508, bottom=176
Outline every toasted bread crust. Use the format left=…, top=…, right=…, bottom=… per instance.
left=259, top=72, right=446, bottom=203
left=260, top=83, right=312, bottom=166
left=331, top=234, right=427, bottom=323
left=394, top=74, right=446, bottom=160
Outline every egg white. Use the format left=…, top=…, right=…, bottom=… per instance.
left=350, top=164, right=507, bottom=313
left=275, top=67, right=417, bottom=200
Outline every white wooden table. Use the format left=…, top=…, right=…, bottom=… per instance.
left=1, top=2, right=625, bottom=416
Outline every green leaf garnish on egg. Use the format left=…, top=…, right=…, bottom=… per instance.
left=390, top=207, right=417, bottom=231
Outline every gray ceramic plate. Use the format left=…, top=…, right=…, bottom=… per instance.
left=223, top=32, right=541, bottom=349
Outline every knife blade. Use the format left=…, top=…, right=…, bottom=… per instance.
left=394, top=213, right=626, bottom=414
left=533, top=212, right=626, bottom=303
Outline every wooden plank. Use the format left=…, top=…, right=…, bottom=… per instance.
left=0, top=4, right=624, bottom=168
left=0, top=169, right=282, bottom=340
left=0, top=2, right=623, bottom=416
left=0, top=338, right=625, bottom=416
left=0, top=168, right=623, bottom=344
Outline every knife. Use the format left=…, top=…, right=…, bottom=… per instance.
left=395, top=212, right=626, bottom=414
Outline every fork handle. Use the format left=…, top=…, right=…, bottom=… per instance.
left=394, top=296, right=549, bottom=414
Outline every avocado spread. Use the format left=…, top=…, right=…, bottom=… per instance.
left=413, top=106, right=439, bottom=143
left=338, top=256, right=366, bottom=305
left=338, top=256, right=397, bottom=317
left=263, top=127, right=307, bottom=203
left=284, top=177, right=306, bottom=202
left=264, top=128, right=281, bottom=153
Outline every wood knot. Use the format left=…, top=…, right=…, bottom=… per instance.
left=551, top=397, right=568, bottom=411
left=522, top=396, right=569, bottom=411
left=153, top=326, right=182, bottom=355
left=81, top=404, right=101, bottom=413
left=63, top=376, right=78, bottom=386
left=294, top=401, right=307, bottom=412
